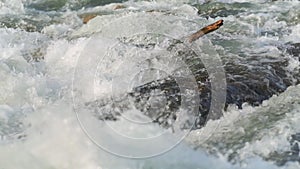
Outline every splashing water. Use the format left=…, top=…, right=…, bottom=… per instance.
left=0, top=0, right=300, bottom=169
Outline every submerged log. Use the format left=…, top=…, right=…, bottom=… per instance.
left=89, top=20, right=300, bottom=129
left=88, top=20, right=222, bottom=128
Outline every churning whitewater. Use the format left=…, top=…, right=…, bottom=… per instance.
left=0, top=0, right=300, bottom=169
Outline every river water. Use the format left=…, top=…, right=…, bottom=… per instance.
left=0, top=0, right=300, bottom=168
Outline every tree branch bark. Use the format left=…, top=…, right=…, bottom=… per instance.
left=188, top=19, right=223, bottom=43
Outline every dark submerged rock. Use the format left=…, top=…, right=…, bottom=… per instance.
left=194, top=2, right=254, bottom=19
left=267, top=133, right=300, bottom=166
left=126, top=41, right=299, bottom=128
left=224, top=55, right=294, bottom=109
left=285, top=43, right=300, bottom=58
left=27, top=0, right=67, bottom=11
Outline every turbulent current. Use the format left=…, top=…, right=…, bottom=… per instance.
left=0, top=0, right=300, bottom=168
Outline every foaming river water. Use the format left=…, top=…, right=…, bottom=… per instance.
left=0, top=0, right=300, bottom=169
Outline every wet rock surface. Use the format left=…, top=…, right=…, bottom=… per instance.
left=268, top=133, right=300, bottom=166
left=194, top=2, right=255, bottom=19
left=285, top=43, right=300, bottom=58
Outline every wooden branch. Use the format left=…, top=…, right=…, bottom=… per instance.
left=188, top=19, right=223, bottom=43
left=81, top=14, right=97, bottom=24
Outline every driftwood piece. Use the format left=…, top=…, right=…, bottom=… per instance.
left=79, top=5, right=126, bottom=24
left=113, top=4, right=126, bottom=10
left=188, top=19, right=223, bottom=42
left=80, top=14, right=98, bottom=24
